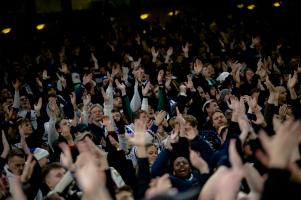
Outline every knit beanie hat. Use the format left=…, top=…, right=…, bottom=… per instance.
left=33, top=148, right=49, bottom=161
left=219, top=89, right=232, bottom=102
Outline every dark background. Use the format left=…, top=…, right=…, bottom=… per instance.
left=0, top=0, right=301, bottom=55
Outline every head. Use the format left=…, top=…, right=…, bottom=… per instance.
left=133, top=110, right=149, bottom=125
left=20, top=95, right=31, bottom=110
left=113, top=96, right=123, bottom=109
left=183, top=115, right=198, bottom=140
left=115, top=185, right=134, bottom=200
left=211, top=110, right=228, bottom=131
left=17, top=118, right=33, bottom=136
left=146, top=144, right=158, bottom=165
left=89, top=104, right=104, bottom=123
left=173, top=157, right=191, bottom=179
left=7, top=149, right=26, bottom=176
left=42, top=163, right=66, bottom=190
left=203, top=100, right=219, bottom=117
left=202, top=64, right=212, bottom=79
left=55, top=118, right=71, bottom=136
left=276, top=86, right=287, bottom=104
left=245, top=68, right=254, bottom=83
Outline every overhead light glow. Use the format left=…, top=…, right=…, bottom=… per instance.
left=140, top=13, right=149, bottom=20
left=175, top=10, right=180, bottom=15
left=273, top=2, right=281, bottom=7
left=237, top=4, right=244, bottom=9
left=168, top=11, right=174, bottom=16
left=247, top=4, right=256, bottom=10
left=1, top=28, right=11, bottom=34
left=36, top=24, right=46, bottom=30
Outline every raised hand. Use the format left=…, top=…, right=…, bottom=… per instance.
left=258, top=118, right=301, bottom=169
left=190, top=150, right=209, bottom=173
left=287, top=71, right=298, bottom=90
left=12, top=79, right=22, bottom=91
left=200, top=140, right=244, bottom=200
left=59, top=63, right=69, bottom=74
left=127, top=119, right=147, bottom=147
left=166, top=47, right=173, bottom=58
left=75, top=138, right=110, bottom=199
left=142, top=81, right=151, bottom=97
left=115, top=79, right=126, bottom=96
left=59, top=143, right=74, bottom=171
left=151, top=47, right=159, bottom=62
left=42, top=70, right=50, bottom=80
left=182, top=42, right=189, bottom=58
left=21, top=154, right=36, bottom=183
left=154, top=111, right=167, bottom=126
left=34, top=97, right=42, bottom=114
left=193, top=59, right=203, bottom=75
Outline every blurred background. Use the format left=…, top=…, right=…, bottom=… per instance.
left=0, top=0, right=300, bottom=61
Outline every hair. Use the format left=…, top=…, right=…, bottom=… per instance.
left=8, top=148, right=25, bottom=162
left=16, top=117, right=31, bottom=126
left=183, top=115, right=198, bottom=128
left=133, top=110, right=147, bottom=121
left=115, top=185, right=133, bottom=194
left=55, top=117, right=65, bottom=131
left=47, top=88, right=57, bottom=99
left=168, top=116, right=178, bottom=128
left=210, top=109, right=224, bottom=121
left=42, top=162, right=64, bottom=181
left=89, top=104, right=103, bottom=113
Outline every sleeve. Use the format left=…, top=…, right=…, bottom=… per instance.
left=130, top=82, right=142, bottom=113
left=122, top=95, right=133, bottom=123
left=103, top=84, right=114, bottom=119
left=13, top=90, right=20, bottom=109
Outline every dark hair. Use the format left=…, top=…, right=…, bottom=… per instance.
left=133, top=110, right=147, bottom=121
left=8, top=148, right=25, bottom=161
left=55, top=117, right=65, bottom=131
left=115, top=185, right=133, bottom=194
left=42, top=162, right=64, bottom=180
left=16, top=118, right=31, bottom=126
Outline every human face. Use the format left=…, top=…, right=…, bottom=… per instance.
left=58, top=119, right=70, bottom=135
left=147, top=145, right=158, bottom=165
left=113, top=97, right=122, bottom=109
left=139, top=112, right=149, bottom=125
left=206, top=102, right=219, bottom=116
left=45, top=168, right=66, bottom=190
left=113, top=111, right=121, bottom=122
left=8, top=156, right=25, bottom=176
left=183, top=122, right=197, bottom=140
left=90, top=106, right=103, bottom=122
left=20, top=96, right=30, bottom=110
left=202, top=67, right=211, bottom=78
left=173, top=157, right=191, bottom=178
left=246, top=70, right=254, bottom=82
left=277, top=87, right=287, bottom=104
left=20, top=122, right=33, bottom=136
left=212, top=112, right=228, bottom=130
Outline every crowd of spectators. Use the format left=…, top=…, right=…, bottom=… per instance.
left=1, top=10, right=301, bottom=200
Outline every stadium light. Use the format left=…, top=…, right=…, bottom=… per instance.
left=1, top=28, right=11, bottom=34
left=36, top=24, right=46, bottom=30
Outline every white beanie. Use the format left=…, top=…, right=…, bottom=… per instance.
left=33, top=148, right=49, bottom=161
